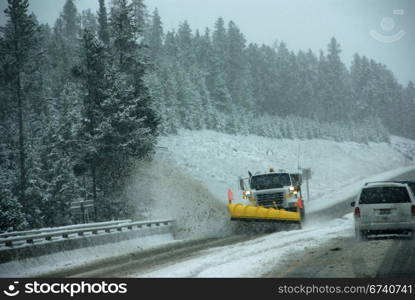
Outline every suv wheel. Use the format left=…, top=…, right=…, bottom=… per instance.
left=355, top=228, right=367, bottom=241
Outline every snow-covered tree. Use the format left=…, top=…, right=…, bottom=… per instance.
left=97, top=0, right=110, bottom=45
left=0, top=0, right=40, bottom=216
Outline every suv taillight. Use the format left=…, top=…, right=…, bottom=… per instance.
left=354, top=207, right=360, bottom=217
left=411, top=205, right=415, bottom=216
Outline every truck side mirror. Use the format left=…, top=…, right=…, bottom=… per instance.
left=351, top=201, right=355, bottom=207
left=239, top=177, right=245, bottom=191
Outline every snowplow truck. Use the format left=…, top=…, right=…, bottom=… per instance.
left=228, top=169, right=305, bottom=225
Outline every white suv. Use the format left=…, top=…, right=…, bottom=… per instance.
left=352, top=181, right=415, bottom=240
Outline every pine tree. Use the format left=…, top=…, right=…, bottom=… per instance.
left=131, top=0, right=148, bottom=36
left=295, top=50, right=318, bottom=119
left=60, top=0, right=79, bottom=43
left=402, top=82, right=415, bottom=139
left=275, top=42, right=294, bottom=116
left=0, top=0, right=39, bottom=216
left=226, top=21, right=251, bottom=109
left=212, top=17, right=228, bottom=64
left=81, top=9, right=98, bottom=33
left=72, top=29, right=107, bottom=219
left=176, top=21, right=196, bottom=69
left=110, top=0, right=159, bottom=138
left=164, top=30, right=178, bottom=59
left=97, top=0, right=110, bottom=45
left=322, top=37, right=352, bottom=122
left=159, top=62, right=181, bottom=132
left=148, top=8, right=163, bottom=62
left=49, top=0, right=80, bottom=98
left=110, top=0, right=137, bottom=71
left=74, top=25, right=159, bottom=220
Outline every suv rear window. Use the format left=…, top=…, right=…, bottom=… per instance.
left=359, top=186, right=411, bottom=204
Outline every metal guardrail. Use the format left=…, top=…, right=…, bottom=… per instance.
left=0, top=219, right=174, bottom=248
left=0, top=220, right=132, bottom=239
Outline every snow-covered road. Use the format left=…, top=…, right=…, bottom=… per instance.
left=129, top=214, right=353, bottom=278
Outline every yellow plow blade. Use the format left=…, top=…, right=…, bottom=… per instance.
left=228, top=203, right=301, bottom=223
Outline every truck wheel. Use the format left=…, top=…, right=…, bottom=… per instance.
left=295, top=220, right=303, bottom=230
left=300, top=208, right=305, bottom=222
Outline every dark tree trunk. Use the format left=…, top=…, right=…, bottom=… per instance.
left=17, top=71, right=26, bottom=211
left=91, top=163, right=97, bottom=221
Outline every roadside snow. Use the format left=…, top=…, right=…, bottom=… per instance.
left=133, top=214, right=354, bottom=278
left=0, top=234, right=175, bottom=277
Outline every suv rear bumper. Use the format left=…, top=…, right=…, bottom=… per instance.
left=357, top=222, right=415, bottom=231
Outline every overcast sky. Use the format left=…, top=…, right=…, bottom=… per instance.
left=0, top=0, right=414, bottom=85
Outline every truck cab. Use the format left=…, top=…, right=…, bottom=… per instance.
left=242, top=169, right=303, bottom=212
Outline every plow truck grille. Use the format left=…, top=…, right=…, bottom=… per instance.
left=256, top=192, right=284, bottom=208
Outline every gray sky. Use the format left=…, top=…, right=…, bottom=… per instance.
left=0, top=0, right=414, bottom=85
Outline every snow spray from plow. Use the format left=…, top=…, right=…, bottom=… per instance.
left=128, top=161, right=232, bottom=240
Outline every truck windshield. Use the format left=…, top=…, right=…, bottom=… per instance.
left=359, top=187, right=411, bottom=204
left=250, top=174, right=291, bottom=190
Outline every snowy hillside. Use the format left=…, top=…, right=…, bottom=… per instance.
left=128, top=130, right=415, bottom=239
left=159, top=130, right=415, bottom=199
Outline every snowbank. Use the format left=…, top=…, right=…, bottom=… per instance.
left=0, top=234, right=174, bottom=277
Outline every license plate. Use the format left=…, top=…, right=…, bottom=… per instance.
left=379, top=209, right=391, bottom=215
left=381, top=216, right=389, bottom=222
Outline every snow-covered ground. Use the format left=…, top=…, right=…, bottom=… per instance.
left=133, top=214, right=354, bottom=278
left=0, top=234, right=175, bottom=277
